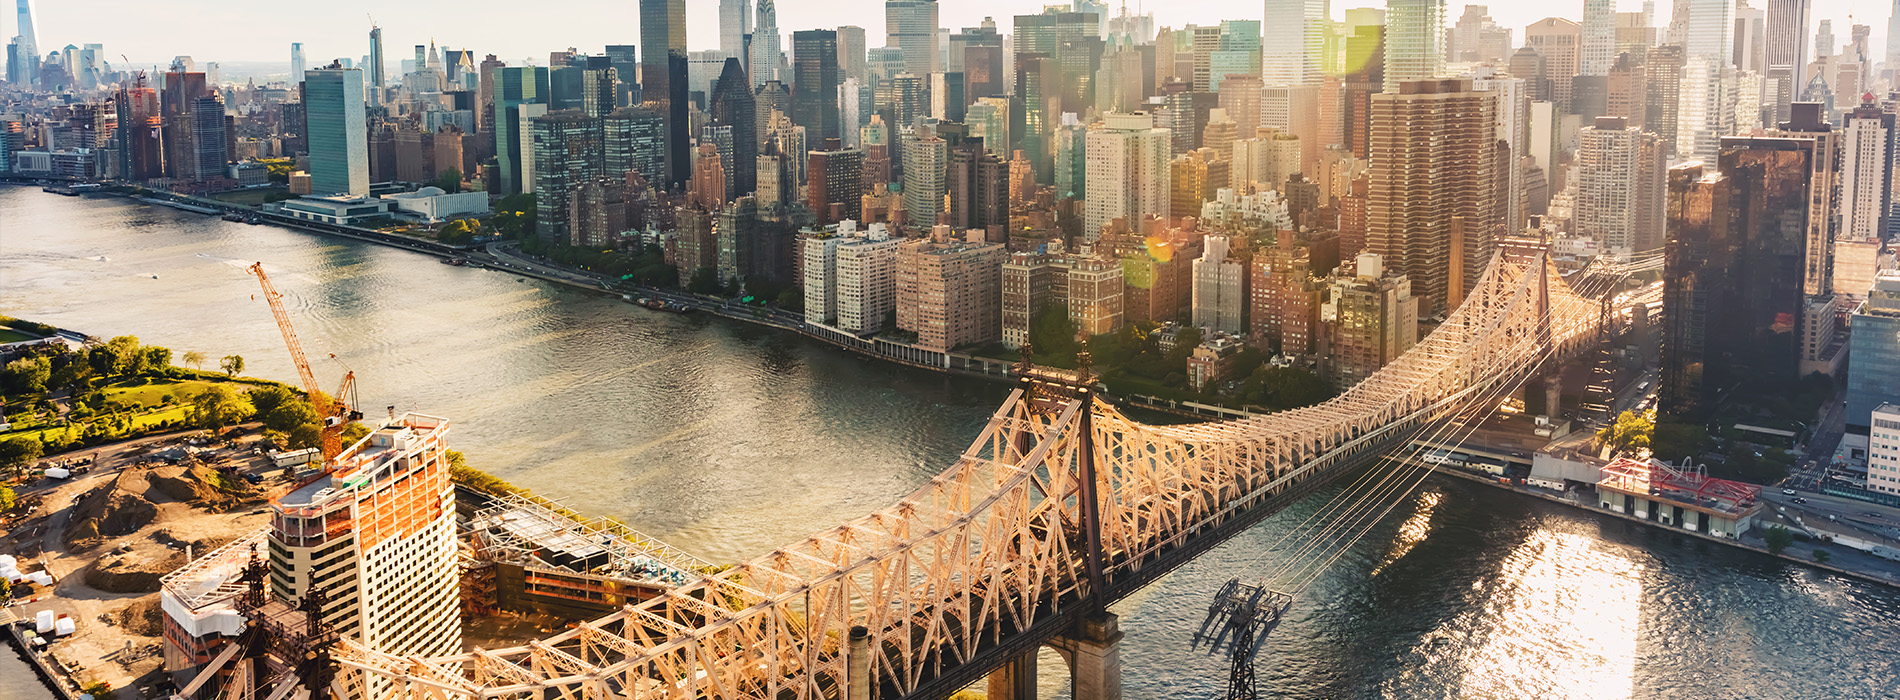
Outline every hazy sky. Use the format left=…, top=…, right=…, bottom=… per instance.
left=28, top=0, right=1897, bottom=67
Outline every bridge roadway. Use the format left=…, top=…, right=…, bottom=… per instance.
left=317, top=249, right=1619, bottom=700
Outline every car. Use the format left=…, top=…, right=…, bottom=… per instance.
left=1792, top=497, right=1807, bottom=504
left=1864, top=512, right=1883, bottom=518
left=1782, top=488, right=1797, bottom=495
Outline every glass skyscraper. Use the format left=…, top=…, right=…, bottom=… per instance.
left=304, top=67, right=368, bottom=196
left=1848, top=272, right=1900, bottom=430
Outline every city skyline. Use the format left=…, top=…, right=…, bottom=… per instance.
left=27, top=0, right=1891, bottom=68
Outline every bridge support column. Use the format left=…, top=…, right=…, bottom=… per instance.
left=986, top=650, right=1037, bottom=700
left=848, top=626, right=870, bottom=700
left=1068, top=612, right=1123, bottom=700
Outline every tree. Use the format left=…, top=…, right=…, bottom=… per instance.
left=247, top=385, right=300, bottom=419
left=1814, top=549, right=1831, bottom=564
left=49, top=361, right=91, bottom=395
left=220, top=355, right=245, bottom=377
left=102, top=335, right=143, bottom=376
left=0, top=438, right=43, bottom=478
left=1597, top=410, right=1655, bottom=454
left=434, top=168, right=463, bottom=194
left=259, top=397, right=322, bottom=449
left=142, top=346, right=173, bottom=374
left=0, top=485, right=13, bottom=511
left=1651, top=420, right=1710, bottom=462
left=182, top=351, right=206, bottom=371
left=1026, top=301, right=1079, bottom=363
left=187, top=385, right=252, bottom=432
left=776, top=288, right=805, bottom=312
left=1763, top=525, right=1794, bottom=555
left=687, top=267, right=722, bottom=295
left=2, top=356, right=51, bottom=395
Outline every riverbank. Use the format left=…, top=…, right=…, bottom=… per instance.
left=1425, top=463, right=1900, bottom=590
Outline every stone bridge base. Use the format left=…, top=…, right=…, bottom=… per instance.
left=986, top=612, right=1123, bottom=700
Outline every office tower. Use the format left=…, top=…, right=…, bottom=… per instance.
left=666, top=53, right=689, bottom=189
left=1577, top=117, right=1666, bottom=255
left=1847, top=272, right=1900, bottom=429
left=1582, top=0, right=1616, bottom=76
left=1212, top=20, right=1262, bottom=84
left=809, top=141, right=864, bottom=223
left=1342, top=26, right=1384, bottom=159
left=495, top=66, right=550, bottom=194
left=721, top=0, right=751, bottom=60
left=888, top=0, right=940, bottom=77
left=1323, top=253, right=1419, bottom=388
left=1049, top=116, right=1085, bottom=201
left=1451, top=5, right=1513, bottom=63
left=261, top=415, right=461, bottom=658
left=290, top=43, right=305, bottom=83
left=710, top=58, right=757, bottom=196
left=896, top=238, right=1006, bottom=351
left=1262, top=0, right=1326, bottom=86
left=1383, top=0, right=1445, bottom=92
left=1192, top=234, right=1247, bottom=335
left=946, top=136, right=1008, bottom=230
left=1606, top=52, right=1648, bottom=127
left=1684, top=0, right=1737, bottom=60
left=1645, top=44, right=1684, bottom=155
left=1814, top=19, right=1833, bottom=60
left=368, top=25, right=385, bottom=98
left=1889, top=2, right=1900, bottom=82
left=640, top=0, right=686, bottom=98
left=1735, top=2, right=1768, bottom=73
left=835, top=25, right=868, bottom=85
left=532, top=110, right=603, bottom=242
left=159, top=72, right=209, bottom=180
left=1524, top=18, right=1582, bottom=112
left=305, top=67, right=369, bottom=196
left=1170, top=148, right=1229, bottom=217
left=1202, top=110, right=1239, bottom=162
left=1661, top=119, right=1834, bottom=416
left=11, top=0, right=34, bottom=86
left=114, top=84, right=162, bottom=181
left=1089, top=42, right=1141, bottom=115
left=1085, top=112, right=1171, bottom=240
left=793, top=30, right=841, bottom=144
left=1367, top=79, right=1502, bottom=316
left=751, top=0, right=780, bottom=85
left=902, top=125, right=948, bottom=225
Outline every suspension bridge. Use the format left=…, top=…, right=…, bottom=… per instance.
left=250, top=243, right=1638, bottom=700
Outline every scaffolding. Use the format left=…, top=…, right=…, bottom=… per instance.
left=467, top=494, right=712, bottom=588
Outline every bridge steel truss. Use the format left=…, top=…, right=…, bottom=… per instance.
left=322, top=251, right=1609, bottom=700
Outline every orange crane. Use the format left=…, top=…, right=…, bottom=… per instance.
left=247, top=262, right=363, bottom=466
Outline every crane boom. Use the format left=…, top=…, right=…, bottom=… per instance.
left=247, top=262, right=320, bottom=399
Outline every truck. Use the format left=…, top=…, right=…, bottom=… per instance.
left=268, top=447, right=320, bottom=469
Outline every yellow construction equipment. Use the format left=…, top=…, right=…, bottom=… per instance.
left=247, top=262, right=363, bottom=466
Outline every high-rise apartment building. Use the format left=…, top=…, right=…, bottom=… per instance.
left=1383, top=0, right=1446, bottom=92
left=1838, top=99, right=1892, bottom=244
left=1169, top=147, right=1229, bottom=219
left=1084, top=112, right=1172, bottom=241
left=808, top=140, right=864, bottom=223
left=887, top=0, right=940, bottom=77
left=1192, top=234, right=1247, bottom=335
left=902, top=126, right=948, bottom=226
left=1366, top=78, right=1503, bottom=316
left=1576, top=116, right=1667, bottom=255
left=114, top=84, right=163, bottom=181
left=896, top=239, right=1006, bottom=351
left=1322, top=253, right=1419, bottom=389
left=1000, top=252, right=1126, bottom=348
left=304, top=66, right=369, bottom=196
left=946, top=137, right=1008, bottom=231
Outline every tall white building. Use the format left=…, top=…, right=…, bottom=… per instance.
left=836, top=229, right=900, bottom=333
left=1192, top=234, right=1247, bottom=335
left=720, top=0, right=752, bottom=60
left=1466, top=67, right=1530, bottom=231
left=1576, top=116, right=1666, bottom=255
left=1839, top=102, right=1894, bottom=243
left=1382, top=0, right=1445, bottom=92
left=902, top=125, right=948, bottom=225
left=1261, top=0, right=1327, bottom=86
left=1581, top=0, right=1616, bottom=75
left=750, top=0, right=780, bottom=85
left=1869, top=403, right=1900, bottom=495
left=1084, top=112, right=1172, bottom=241
left=290, top=43, right=305, bottom=82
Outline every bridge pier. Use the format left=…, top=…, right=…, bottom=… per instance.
left=986, top=651, right=1037, bottom=700
left=1060, top=612, right=1123, bottom=700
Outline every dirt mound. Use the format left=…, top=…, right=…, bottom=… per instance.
left=64, top=471, right=161, bottom=550
left=85, top=546, right=186, bottom=593
left=112, top=595, right=165, bottom=637
left=149, top=464, right=261, bottom=512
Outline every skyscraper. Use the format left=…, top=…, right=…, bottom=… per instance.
left=12, top=0, right=36, bottom=87
left=532, top=110, right=604, bottom=242
left=305, top=66, right=369, bottom=196
left=1084, top=112, right=1172, bottom=241
left=902, top=125, right=948, bottom=225
left=1581, top=0, right=1615, bottom=75
left=290, top=43, right=305, bottom=83
left=495, top=66, right=550, bottom=194
left=750, top=0, right=780, bottom=86
left=368, top=25, right=385, bottom=100
left=887, top=0, right=940, bottom=77
left=793, top=29, right=841, bottom=144
left=838, top=25, right=868, bottom=84
left=1383, top=0, right=1445, bottom=92
left=640, top=0, right=686, bottom=98
left=1524, top=18, right=1582, bottom=112
left=710, top=58, right=757, bottom=196
left=1261, top=0, right=1326, bottom=86
left=1366, top=79, right=1503, bottom=315
left=1576, top=116, right=1666, bottom=255
left=720, top=0, right=751, bottom=60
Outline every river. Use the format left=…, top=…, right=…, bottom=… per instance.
left=4, top=186, right=1897, bottom=699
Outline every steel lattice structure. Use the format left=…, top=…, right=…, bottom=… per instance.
left=291, top=250, right=1609, bottom=700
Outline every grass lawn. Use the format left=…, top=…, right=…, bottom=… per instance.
left=210, top=188, right=293, bottom=207
left=0, top=327, right=44, bottom=343
left=102, top=377, right=235, bottom=409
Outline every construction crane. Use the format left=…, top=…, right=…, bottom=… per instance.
left=247, top=262, right=363, bottom=466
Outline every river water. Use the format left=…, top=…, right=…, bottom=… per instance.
left=4, top=187, right=1897, bottom=699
